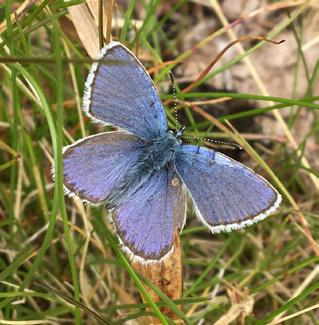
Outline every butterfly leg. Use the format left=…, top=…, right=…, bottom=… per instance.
left=190, top=145, right=201, bottom=169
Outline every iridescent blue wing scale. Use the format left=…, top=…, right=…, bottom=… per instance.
left=112, top=167, right=186, bottom=261
left=175, top=145, right=281, bottom=232
left=83, top=41, right=167, bottom=139
left=62, top=131, right=145, bottom=204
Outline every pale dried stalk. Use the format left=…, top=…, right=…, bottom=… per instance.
left=270, top=264, right=319, bottom=323
left=0, top=0, right=40, bottom=34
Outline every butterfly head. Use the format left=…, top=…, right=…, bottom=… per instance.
left=174, top=126, right=186, bottom=140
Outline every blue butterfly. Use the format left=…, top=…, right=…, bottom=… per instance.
left=62, top=42, right=281, bottom=262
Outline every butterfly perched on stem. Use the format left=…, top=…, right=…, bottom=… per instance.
left=61, top=42, right=281, bottom=262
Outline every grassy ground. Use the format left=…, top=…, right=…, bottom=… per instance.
left=0, top=0, right=319, bottom=324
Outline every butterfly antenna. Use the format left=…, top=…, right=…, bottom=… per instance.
left=169, top=71, right=179, bottom=131
left=182, top=135, right=242, bottom=150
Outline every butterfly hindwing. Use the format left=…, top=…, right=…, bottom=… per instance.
left=62, top=131, right=145, bottom=204
left=83, top=41, right=167, bottom=140
left=112, top=166, right=186, bottom=261
left=175, top=145, right=281, bottom=232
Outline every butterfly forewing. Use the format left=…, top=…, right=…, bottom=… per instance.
left=63, top=131, right=145, bottom=204
left=83, top=42, right=167, bottom=139
left=175, top=145, right=281, bottom=232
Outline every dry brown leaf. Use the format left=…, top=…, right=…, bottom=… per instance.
left=214, top=288, right=254, bottom=325
left=68, top=3, right=100, bottom=58
left=86, top=0, right=109, bottom=27
left=86, top=0, right=143, bottom=34
left=132, top=231, right=183, bottom=323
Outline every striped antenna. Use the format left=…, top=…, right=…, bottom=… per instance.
left=182, top=135, right=242, bottom=151
left=169, top=71, right=179, bottom=130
